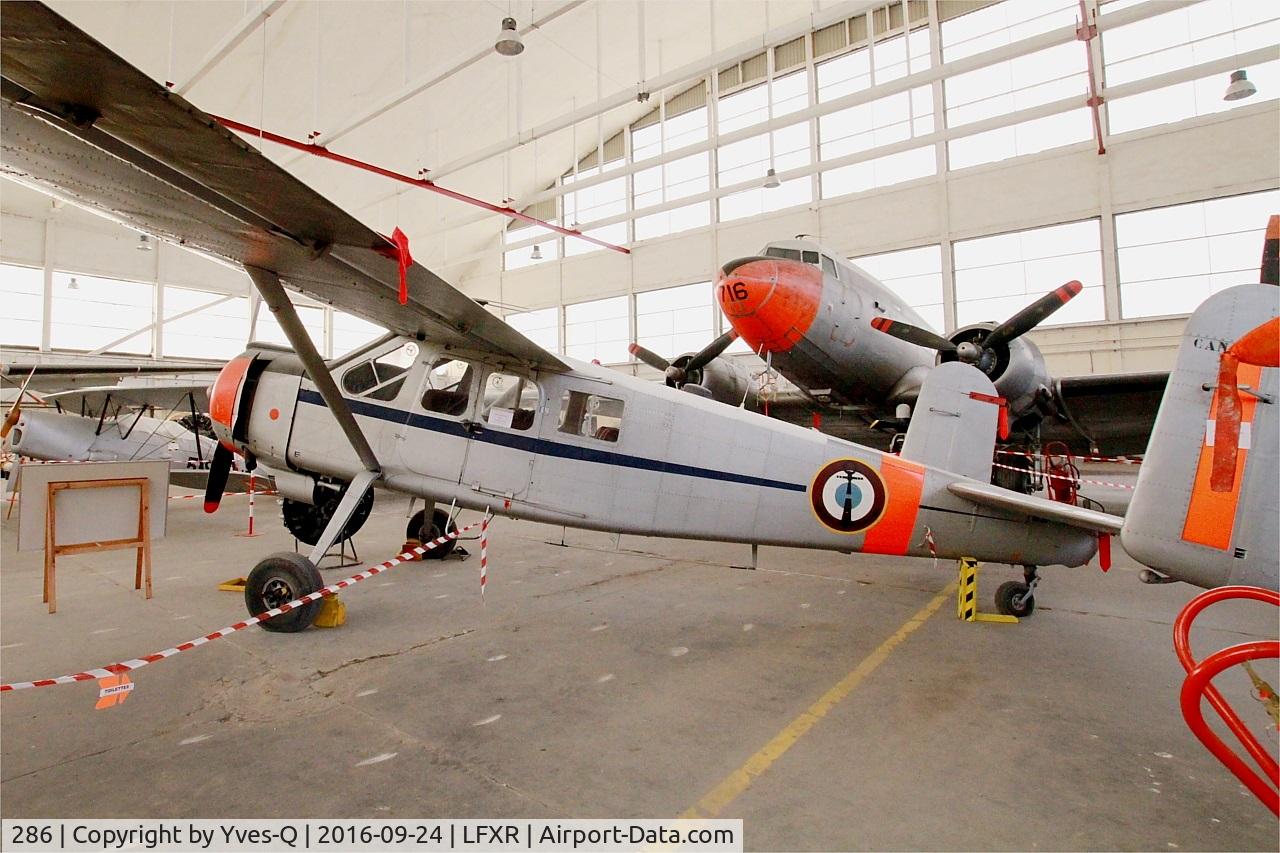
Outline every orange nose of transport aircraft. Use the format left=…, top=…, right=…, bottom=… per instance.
left=716, top=256, right=823, bottom=354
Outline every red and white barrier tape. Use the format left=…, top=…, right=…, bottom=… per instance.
left=479, top=511, right=489, bottom=599
left=995, top=448, right=1144, bottom=466
left=0, top=515, right=491, bottom=693
left=991, top=459, right=1136, bottom=491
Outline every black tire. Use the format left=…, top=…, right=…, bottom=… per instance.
left=995, top=580, right=1035, bottom=618
left=406, top=508, right=458, bottom=559
left=281, top=486, right=374, bottom=546
left=244, top=552, right=324, bottom=632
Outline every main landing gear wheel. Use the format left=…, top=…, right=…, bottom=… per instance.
left=995, top=565, right=1040, bottom=618
left=406, top=509, right=458, bottom=560
left=244, top=552, right=324, bottom=632
left=281, top=486, right=374, bottom=546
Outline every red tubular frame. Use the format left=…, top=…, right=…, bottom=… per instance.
left=1173, top=585, right=1279, bottom=815
left=212, top=116, right=630, bottom=256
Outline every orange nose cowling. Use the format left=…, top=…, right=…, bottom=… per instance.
left=208, top=355, right=253, bottom=447
left=716, top=258, right=822, bottom=354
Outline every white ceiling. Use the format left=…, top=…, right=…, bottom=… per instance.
left=43, top=0, right=835, bottom=280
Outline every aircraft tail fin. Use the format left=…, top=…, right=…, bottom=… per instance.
left=899, top=362, right=1001, bottom=482
left=1120, top=284, right=1279, bottom=589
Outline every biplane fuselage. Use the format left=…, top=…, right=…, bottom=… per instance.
left=211, top=336, right=1099, bottom=569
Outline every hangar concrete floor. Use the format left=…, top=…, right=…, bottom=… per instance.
left=1, top=490, right=1276, bottom=851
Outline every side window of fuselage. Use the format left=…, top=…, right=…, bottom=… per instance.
left=821, top=255, right=838, bottom=278
left=341, top=343, right=415, bottom=402
left=558, top=390, right=624, bottom=442
left=421, top=358, right=475, bottom=417
left=481, top=372, right=538, bottom=431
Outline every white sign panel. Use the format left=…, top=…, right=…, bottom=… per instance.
left=16, top=460, right=170, bottom=552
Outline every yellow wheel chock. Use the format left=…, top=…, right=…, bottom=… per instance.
left=957, top=558, right=1019, bottom=624
left=217, top=577, right=247, bottom=592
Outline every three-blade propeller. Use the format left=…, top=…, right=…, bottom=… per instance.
left=630, top=330, right=739, bottom=386
left=871, top=280, right=1083, bottom=372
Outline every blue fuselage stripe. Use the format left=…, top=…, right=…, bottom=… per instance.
left=297, top=389, right=805, bottom=493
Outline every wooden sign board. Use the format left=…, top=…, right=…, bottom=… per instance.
left=17, top=460, right=170, bottom=552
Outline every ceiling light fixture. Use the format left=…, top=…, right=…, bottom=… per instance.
left=68, top=276, right=79, bottom=290
left=1223, top=69, right=1257, bottom=101
left=137, top=234, right=153, bottom=252
left=763, top=168, right=781, bottom=189
left=530, top=245, right=543, bottom=260
left=495, top=17, right=524, bottom=57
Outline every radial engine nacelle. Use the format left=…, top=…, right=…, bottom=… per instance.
left=939, top=323, right=1054, bottom=424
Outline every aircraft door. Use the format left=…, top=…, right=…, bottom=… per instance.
left=398, top=355, right=478, bottom=487
left=457, top=369, right=539, bottom=504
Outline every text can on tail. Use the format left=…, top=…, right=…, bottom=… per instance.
left=1121, top=284, right=1279, bottom=589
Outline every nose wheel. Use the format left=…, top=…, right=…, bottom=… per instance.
left=406, top=508, right=458, bottom=559
left=995, top=565, right=1040, bottom=618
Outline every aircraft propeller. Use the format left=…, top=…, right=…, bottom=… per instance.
left=630, top=330, right=739, bottom=387
left=203, top=441, right=235, bottom=513
left=1, top=367, right=38, bottom=440
left=871, top=280, right=1083, bottom=374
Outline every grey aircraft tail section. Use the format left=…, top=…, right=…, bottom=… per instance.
left=1120, top=284, right=1279, bottom=589
left=898, top=361, right=1001, bottom=483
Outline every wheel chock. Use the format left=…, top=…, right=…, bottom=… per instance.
left=217, top=577, right=247, bottom=592
left=313, top=595, right=346, bottom=628
left=957, top=558, right=1018, bottom=624
left=400, top=539, right=423, bottom=562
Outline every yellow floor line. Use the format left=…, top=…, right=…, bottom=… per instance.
left=681, top=581, right=957, bottom=820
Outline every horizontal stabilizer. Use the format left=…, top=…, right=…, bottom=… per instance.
left=948, top=481, right=1123, bottom=534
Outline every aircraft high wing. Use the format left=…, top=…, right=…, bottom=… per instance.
left=713, top=237, right=1179, bottom=455
left=0, top=2, right=565, bottom=377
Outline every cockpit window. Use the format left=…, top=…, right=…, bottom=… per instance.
left=821, top=255, right=838, bottom=278
left=341, top=344, right=415, bottom=402
left=764, top=246, right=823, bottom=268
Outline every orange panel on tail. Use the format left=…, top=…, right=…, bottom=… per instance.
left=1182, top=363, right=1262, bottom=550
left=862, top=456, right=925, bottom=556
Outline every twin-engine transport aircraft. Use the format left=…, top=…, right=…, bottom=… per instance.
left=3, top=3, right=1273, bottom=633
left=715, top=239, right=1170, bottom=455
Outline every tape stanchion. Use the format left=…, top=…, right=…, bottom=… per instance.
left=0, top=518, right=488, bottom=693
left=479, top=508, right=490, bottom=602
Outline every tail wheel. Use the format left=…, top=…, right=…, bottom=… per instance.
left=244, top=552, right=324, bottom=632
left=406, top=508, right=458, bottom=559
left=281, top=486, right=374, bottom=546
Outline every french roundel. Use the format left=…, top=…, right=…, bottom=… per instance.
left=809, top=459, right=888, bottom=534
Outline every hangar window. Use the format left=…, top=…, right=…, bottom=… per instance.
left=50, top=272, right=152, bottom=355
left=255, top=300, right=326, bottom=352
left=1103, top=0, right=1280, bottom=135
left=942, top=1, right=1090, bottom=170
left=332, top=311, right=385, bottom=358
left=163, top=285, right=250, bottom=360
left=718, top=72, right=813, bottom=222
left=635, top=283, right=714, bottom=358
left=563, top=162, right=627, bottom=257
left=632, top=91, right=712, bottom=241
left=0, top=263, right=43, bottom=348
left=505, top=307, right=561, bottom=354
left=343, top=344, right=416, bottom=402
left=420, top=357, right=475, bottom=416
left=558, top=390, right=624, bottom=442
left=480, top=372, right=538, bottom=431
left=565, top=296, right=630, bottom=364
left=1116, top=190, right=1280, bottom=319
left=953, top=220, right=1105, bottom=327
left=817, top=30, right=936, bottom=197
left=852, top=245, right=945, bottom=332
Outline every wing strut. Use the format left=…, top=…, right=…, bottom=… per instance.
left=244, top=266, right=380, bottom=475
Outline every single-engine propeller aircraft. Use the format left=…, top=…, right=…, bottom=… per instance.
left=2, top=3, right=1274, bottom=633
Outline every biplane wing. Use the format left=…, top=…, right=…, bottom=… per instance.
left=0, top=1, right=566, bottom=374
